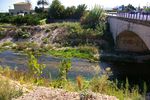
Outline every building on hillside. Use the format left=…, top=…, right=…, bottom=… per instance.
left=9, top=2, right=34, bottom=15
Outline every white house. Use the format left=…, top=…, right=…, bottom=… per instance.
left=9, top=2, right=34, bottom=15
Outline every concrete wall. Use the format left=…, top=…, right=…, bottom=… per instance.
left=108, top=17, right=150, bottom=52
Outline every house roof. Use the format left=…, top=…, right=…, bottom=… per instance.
left=14, top=2, right=31, bottom=5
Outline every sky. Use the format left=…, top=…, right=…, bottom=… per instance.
left=0, top=0, right=150, bottom=12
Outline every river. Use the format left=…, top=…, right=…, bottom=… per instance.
left=0, top=50, right=150, bottom=91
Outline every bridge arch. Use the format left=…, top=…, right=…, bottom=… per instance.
left=116, top=31, right=149, bottom=52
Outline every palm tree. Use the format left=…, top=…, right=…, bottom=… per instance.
left=37, top=0, right=49, bottom=9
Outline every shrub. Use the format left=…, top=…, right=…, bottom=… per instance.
left=81, top=5, right=106, bottom=29
left=24, top=15, right=40, bottom=25
left=42, top=37, right=49, bottom=44
left=0, top=14, right=44, bottom=25
left=58, top=58, right=71, bottom=81
left=1, top=42, right=13, bottom=47
left=27, top=53, right=46, bottom=79
left=0, top=32, right=6, bottom=39
left=90, top=75, right=109, bottom=93
left=13, top=16, right=26, bottom=25
left=14, top=30, right=31, bottom=39
left=39, top=19, right=46, bottom=25
left=0, top=78, right=23, bottom=100
left=51, top=57, right=72, bottom=89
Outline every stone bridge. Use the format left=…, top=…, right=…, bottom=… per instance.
left=108, top=15, right=150, bottom=52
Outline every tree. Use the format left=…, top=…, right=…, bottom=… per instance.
left=144, top=7, right=150, bottom=12
left=125, top=4, right=136, bottom=12
left=35, top=6, right=43, bottom=13
left=65, top=6, right=76, bottom=18
left=74, top=4, right=87, bottom=19
left=48, top=0, right=65, bottom=19
left=37, top=0, right=49, bottom=9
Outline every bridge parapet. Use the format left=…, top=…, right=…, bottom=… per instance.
left=108, top=12, right=150, bottom=26
left=108, top=12, right=150, bottom=21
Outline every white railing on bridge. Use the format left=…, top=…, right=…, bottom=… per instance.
left=108, top=12, right=150, bottom=21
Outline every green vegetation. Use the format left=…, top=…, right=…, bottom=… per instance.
left=48, top=0, right=87, bottom=19
left=48, top=0, right=65, bottom=19
left=81, top=5, right=106, bottom=29
left=42, top=22, right=107, bottom=47
left=0, top=13, right=47, bottom=25
left=14, top=30, right=31, bottom=39
left=119, top=4, right=136, bottom=12
left=144, top=7, right=150, bottom=12
left=0, top=31, right=6, bottom=39
left=0, top=41, right=99, bottom=61
left=52, top=57, right=72, bottom=89
left=0, top=77, right=23, bottom=100
left=28, top=53, right=46, bottom=78
left=89, top=76, right=144, bottom=100
left=0, top=63, right=146, bottom=100
left=48, top=46, right=99, bottom=61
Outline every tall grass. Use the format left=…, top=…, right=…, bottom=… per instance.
left=0, top=77, right=23, bottom=100
left=81, top=5, right=106, bottom=29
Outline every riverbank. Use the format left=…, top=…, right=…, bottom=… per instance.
left=100, top=51, right=150, bottom=63
left=0, top=74, right=117, bottom=100
left=0, top=22, right=105, bottom=62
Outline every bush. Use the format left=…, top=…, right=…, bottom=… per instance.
left=81, top=5, right=106, bottom=29
left=0, top=13, right=14, bottom=23
left=58, top=58, right=71, bottom=81
left=14, top=30, right=31, bottom=39
left=0, top=14, right=45, bottom=25
left=0, top=32, right=6, bottom=39
left=89, top=75, right=144, bottom=100
left=28, top=53, right=46, bottom=78
left=13, top=15, right=40, bottom=25
left=0, top=78, right=23, bottom=100
left=39, top=19, right=46, bottom=25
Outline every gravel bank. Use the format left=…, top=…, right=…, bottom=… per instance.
left=15, top=87, right=118, bottom=100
